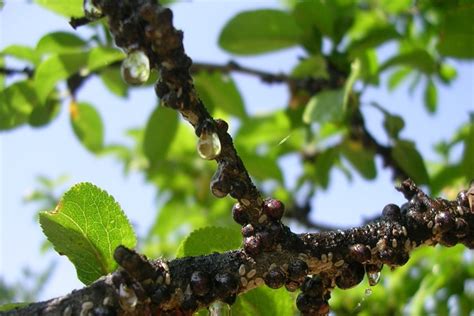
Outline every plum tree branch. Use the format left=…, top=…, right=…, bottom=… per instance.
left=6, top=180, right=473, bottom=315
left=4, top=1, right=473, bottom=315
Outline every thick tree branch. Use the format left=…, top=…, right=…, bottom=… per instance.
left=5, top=1, right=472, bottom=315
left=97, top=0, right=265, bottom=222
left=6, top=180, right=473, bottom=315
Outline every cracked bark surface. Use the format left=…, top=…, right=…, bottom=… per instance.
left=3, top=1, right=474, bottom=315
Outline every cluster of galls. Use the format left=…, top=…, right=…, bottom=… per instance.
left=296, top=276, right=331, bottom=316
left=232, top=198, right=286, bottom=256
left=147, top=270, right=239, bottom=314
left=177, top=270, right=239, bottom=313
left=400, top=189, right=473, bottom=249
left=114, top=246, right=242, bottom=314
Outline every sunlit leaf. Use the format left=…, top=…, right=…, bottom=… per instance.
left=438, top=64, right=457, bottom=84
left=176, top=226, right=241, bottom=258
left=291, top=55, right=328, bottom=79
left=194, top=71, right=246, bottom=118
left=303, top=89, right=344, bottom=124
left=0, top=80, right=38, bottom=130
left=29, top=92, right=61, bottom=127
left=35, top=0, right=83, bottom=17
left=388, top=67, right=411, bottom=90
left=232, top=287, right=295, bottom=315
left=39, top=183, right=137, bottom=285
left=1, top=44, right=39, bottom=65
left=380, top=50, right=437, bottom=74
left=0, top=303, right=30, bottom=312
left=100, top=67, right=128, bottom=97
left=239, top=150, right=283, bottom=182
left=437, top=5, right=474, bottom=59
left=348, top=26, right=400, bottom=54
left=34, top=52, right=88, bottom=103
left=462, top=118, right=474, bottom=181
left=87, top=47, right=125, bottom=72
left=143, top=105, right=179, bottom=168
left=392, top=140, right=429, bottom=184
left=314, top=147, right=339, bottom=189
left=341, top=139, right=377, bottom=180
left=423, top=79, right=437, bottom=113
left=36, top=32, right=87, bottom=55
left=70, top=102, right=104, bottom=153
left=219, top=9, right=301, bottom=55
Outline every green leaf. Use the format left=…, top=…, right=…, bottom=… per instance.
left=358, top=49, right=379, bottom=85
left=462, top=118, right=474, bottom=181
left=291, top=55, right=328, bottom=79
left=430, top=164, right=463, bottom=196
left=341, top=139, right=376, bottom=179
left=219, top=9, right=301, bottom=55
left=70, top=102, right=104, bottom=153
left=314, top=147, right=339, bottom=189
left=423, top=79, right=437, bottom=113
left=303, top=89, right=344, bottom=124
left=236, top=110, right=292, bottom=149
left=35, top=0, right=83, bottom=17
left=36, top=32, right=87, bottom=55
left=438, top=64, right=457, bottom=84
left=293, top=0, right=354, bottom=44
left=1, top=44, right=39, bottom=64
left=437, top=5, right=474, bottom=59
left=100, top=67, right=128, bottom=97
left=392, top=140, right=429, bottom=184
left=388, top=67, right=411, bottom=90
left=39, top=183, right=137, bottom=285
left=383, top=114, right=405, bottom=139
left=143, top=105, right=179, bottom=167
left=232, top=287, right=295, bottom=315
left=0, top=303, right=30, bottom=312
left=0, top=80, right=39, bottom=130
left=348, top=26, right=400, bottom=54
left=302, top=57, right=359, bottom=124
left=380, top=50, right=437, bottom=74
left=29, top=93, right=61, bottom=127
left=176, top=226, right=241, bottom=258
left=194, top=71, right=246, bottom=118
left=293, top=1, right=334, bottom=37
left=34, top=52, right=88, bottom=103
left=87, top=47, right=125, bottom=72
left=238, top=150, right=283, bottom=182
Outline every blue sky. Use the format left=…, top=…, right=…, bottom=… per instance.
left=1, top=1, right=473, bottom=301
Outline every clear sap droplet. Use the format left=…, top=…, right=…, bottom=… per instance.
left=367, top=271, right=381, bottom=286
left=83, top=0, right=102, bottom=19
left=209, top=301, right=231, bottom=316
left=121, top=51, right=150, bottom=85
left=197, top=130, right=221, bottom=160
left=364, top=288, right=373, bottom=296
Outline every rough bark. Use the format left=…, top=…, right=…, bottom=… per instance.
left=3, top=0, right=474, bottom=315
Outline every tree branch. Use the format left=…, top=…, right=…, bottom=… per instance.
left=0, top=66, right=34, bottom=78
left=7, top=180, right=473, bottom=315
left=5, top=1, right=473, bottom=315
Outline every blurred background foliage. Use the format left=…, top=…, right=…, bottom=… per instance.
left=1, top=0, right=473, bottom=314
